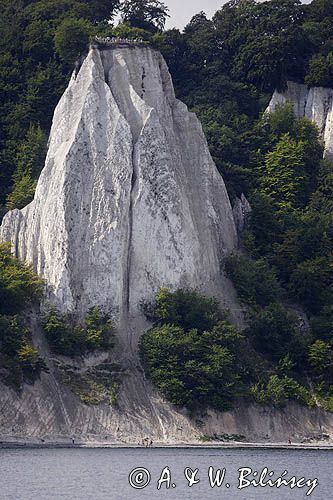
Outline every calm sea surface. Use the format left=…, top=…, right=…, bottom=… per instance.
left=0, top=447, right=332, bottom=499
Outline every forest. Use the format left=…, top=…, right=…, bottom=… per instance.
left=0, top=0, right=332, bottom=411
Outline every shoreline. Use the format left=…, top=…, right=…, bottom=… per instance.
left=0, top=441, right=332, bottom=451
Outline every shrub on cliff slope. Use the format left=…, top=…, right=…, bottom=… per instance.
left=225, top=254, right=282, bottom=307
left=140, top=317, right=247, bottom=411
left=43, top=307, right=114, bottom=357
left=0, top=244, right=46, bottom=386
left=247, top=303, right=310, bottom=369
left=0, top=243, right=43, bottom=315
left=250, top=375, right=313, bottom=408
left=0, top=315, right=47, bottom=387
left=143, top=288, right=227, bottom=332
left=141, top=289, right=316, bottom=412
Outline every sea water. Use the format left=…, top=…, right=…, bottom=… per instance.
left=0, top=447, right=331, bottom=499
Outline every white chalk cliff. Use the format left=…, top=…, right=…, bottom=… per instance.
left=267, top=80, right=333, bottom=157
left=0, top=45, right=240, bottom=341
left=1, top=54, right=333, bottom=443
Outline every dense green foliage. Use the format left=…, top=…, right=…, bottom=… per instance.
left=0, top=243, right=43, bottom=314
left=120, top=0, right=169, bottom=32
left=242, top=107, right=332, bottom=334
left=0, top=243, right=46, bottom=386
left=54, top=17, right=93, bottom=64
left=140, top=289, right=251, bottom=411
left=7, top=125, right=47, bottom=209
left=0, top=315, right=47, bottom=387
left=43, top=307, right=114, bottom=357
left=250, top=375, right=313, bottom=408
left=140, top=289, right=319, bottom=411
left=141, top=323, right=244, bottom=411
left=225, top=255, right=282, bottom=307
left=142, top=288, right=227, bottom=332
left=1, top=0, right=332, bottom=212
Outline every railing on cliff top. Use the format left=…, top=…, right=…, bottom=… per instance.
left=93, top=36, right=150, bottom=48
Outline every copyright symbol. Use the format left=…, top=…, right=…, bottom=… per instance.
left=129, top=467, right=151, bottom=489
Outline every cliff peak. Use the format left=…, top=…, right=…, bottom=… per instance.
left=0, top=46, right=241, bottom=343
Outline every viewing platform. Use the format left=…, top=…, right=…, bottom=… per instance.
left=92, top=36, right=150, bottom=50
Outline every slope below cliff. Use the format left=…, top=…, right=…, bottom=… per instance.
left=0, top=307, right=331, bottom=444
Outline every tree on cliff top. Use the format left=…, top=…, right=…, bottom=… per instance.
left=24, top=0, right=121, bottom=23
left=85, top=1, right=121, bottom=22
left=120, top=0, right=169, bottom=33
left=54, top=17, right=93, bottom=64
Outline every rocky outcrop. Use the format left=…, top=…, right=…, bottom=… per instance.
left=233, top=193, right=252, bottom=235
left=0, top=46, right=241, bottom=341
left=267, top=80, right=333, bottom=157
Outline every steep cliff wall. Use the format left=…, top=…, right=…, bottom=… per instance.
left=0, top=46, right=240, bottom=342
left=267, top=80, right=333, bottom=156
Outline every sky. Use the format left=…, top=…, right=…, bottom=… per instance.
left=164, top=0, right=227, bottom=29
left=164, top=0, right=312, bottom=30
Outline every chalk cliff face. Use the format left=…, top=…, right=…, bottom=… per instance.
left=267, top=80, right=333, bottom=156
left=0, top=46, right=240, bottom=338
